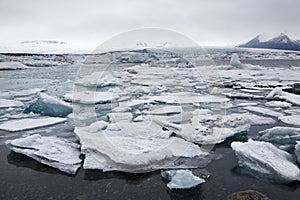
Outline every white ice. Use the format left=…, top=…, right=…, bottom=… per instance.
left=0, top=117, right=66, bottom=132
left=0, top=99, right=24, bottom=108
left=243, top=106, right=284, bottom=118
left=6, top=134, right=81, bottom=174
left=265, top=101, right=292, bottom=108
left=75, top=71, right=123, bottom=87
left=230, top=53, right=242, bottom=67
left=231, top=139, right=300, bottom=183
left=64, top=91, right=119, bottom=104
left=0, top=62, right=30, bottom=70
left=295, top=141, right=300, bottom=163
left=279, top=115, right=300, bottom=126
left=266, top=87, right=300, bottom=106
left=161, top=170, right=205, bottom=189
left=259, top=127, right=300, bottom=145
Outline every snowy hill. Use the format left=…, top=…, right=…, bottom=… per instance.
left=237, top=33, right=300, bottom=51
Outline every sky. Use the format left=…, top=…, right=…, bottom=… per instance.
left=0, top=0, right=299, bottom=49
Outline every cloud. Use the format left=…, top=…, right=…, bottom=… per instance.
left=0, top=0, right=299, bottom=46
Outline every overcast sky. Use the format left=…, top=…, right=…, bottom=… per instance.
left=0, top=0, right=299, bottom=48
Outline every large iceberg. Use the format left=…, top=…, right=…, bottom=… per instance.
left=0, top=117, right=66, bottom=132
left=24, top=93, right=72, bottom=117
left=161, top=170, right=205, bottom=189
left=6, top=134, right=81, bottom=174
left=231, top=139, right=300, bottom=183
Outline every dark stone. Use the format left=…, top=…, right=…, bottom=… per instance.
left=225, top=190, right=270, bottom=200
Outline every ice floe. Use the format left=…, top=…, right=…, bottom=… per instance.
left=243, top=106, right=284, bottom=118
left=279, top=115, right=300, bottom=126
left=266, top=87, right=300, bottom=106
left=24, top=93, right=72, bottom=117
left=6, top=134, right=81, bottom=174
left=75, top=71, right=123, bottom=87
left=231, top=139, right=300, bottom=183
left=0, top=99, right=24, bottom=108
left=230, top=53, right=242, bottom=67
left=64, top=91, right=119, bottom=104
left=0, top=62, right=30, bottom=70
left=259, top=127, right=300, bottom=145
left=0, top=117, right=66, bottom=132
left=265, top=101, right=292, bottom=108
left=74, top=121, right=209, bottom=172
left=161, top=169, right=205, bottom=189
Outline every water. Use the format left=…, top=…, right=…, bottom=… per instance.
left=0, top=54, right=300, bottom=199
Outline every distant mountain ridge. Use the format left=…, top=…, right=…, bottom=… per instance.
left=237, top=33, right=300, bottom=51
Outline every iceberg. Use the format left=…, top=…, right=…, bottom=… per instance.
left=230, top=53, right=242, bottom=67
left=0, top=62, right=30, bottom=70
left=24, top=93, right=72, bottom=117
left=64, top=91, right=119, bottom=104
left=279, top=115, right=300, bottom=126
left=0, top=117, right=66, bottom=132
left=259, top=127, right=300, bottom=145
left=6, top=134, right=81, bottom=174
left=161, top=170, right=205, bottom=189
left=0, top=99, right=24, bottom=108
left=231, top=139, right=300, bottom=183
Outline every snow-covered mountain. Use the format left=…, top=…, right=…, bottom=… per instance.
left=237, top=33, right=300, bottom=51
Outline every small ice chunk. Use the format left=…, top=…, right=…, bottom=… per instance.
left=145, top=105, right=182, bottom=115
left=64, top=91, right=119, bottom=104
left=230, top=53, right=241, bottom=67
left=161, top=170, right=205, bottom=189
left=75, top=71, right=123, bottom=87
left=6, top=134, right=81, bottom=174
left=259, top=127, right=300, bottom=145
left=279, top=115, right=300, bottom=126
left=0, top=99, right=24, bottom=108
left=24, top=93, right=72, bottom=117
left=0, top=117, right=66, bottom=132
left=231, top=139, right=300, bottom=183
left=223, top=92, right=264, bottom=99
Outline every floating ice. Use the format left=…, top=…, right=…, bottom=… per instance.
left=243, top=106, right=284, bottom=118
left=0, top=99, right=24, bottom=108
left=74, top=122, right=208, bottom=172
left=0, top=117, right=66, bottom=132
left=0, top=88, right=45, bottom=99
left=0, top=62, right=30, bottom=70
left=24, top=93, right=72, bottom=117
left=279, top=115, right=300, bottom=126
left=266, top=87, right=300, bottom=106
left=230, top=53, right=242, bottom=67
left=75, top=71, right=123, bottom=87
left=64, top=91, right=119, bottom=104
left=223, top=92, right=264, bottom=99
left=6, top=134, right=81, bottom=174
left=167, top=112, right=251, bottom=145
left=259, top=127, right=300, bottom=145
left=231, top=139, right=300, bottom=183
left=265, top=101, right=292, bottom=108
left=161, top=170, right=205, bottom=189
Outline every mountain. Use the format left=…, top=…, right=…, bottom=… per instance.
left=237, top=33, right=300, bottom=51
